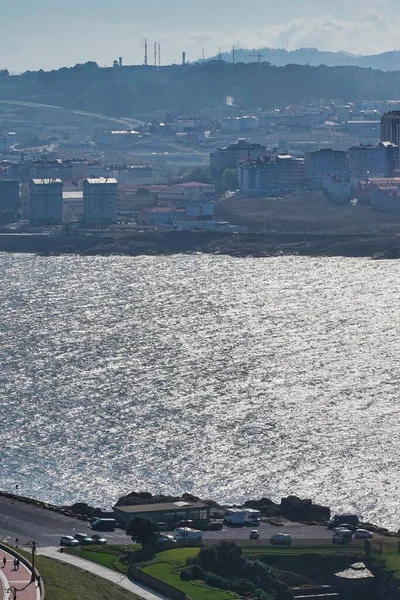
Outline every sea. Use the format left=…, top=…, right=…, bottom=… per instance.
left=0, top=253, right=399, bottom=529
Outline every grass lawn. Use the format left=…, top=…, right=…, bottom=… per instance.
left=141, top=547, right=240, bottom=600
left=383, top=554, right=400, bottom=573
left=65, top=544, right=138, bottom=574
left=18, top=551, right=141, bottom=600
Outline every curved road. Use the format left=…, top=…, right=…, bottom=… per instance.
left=0, top=99, right=145, bottom=128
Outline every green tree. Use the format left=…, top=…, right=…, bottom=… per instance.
left=126, top=516, right=159, bottom=547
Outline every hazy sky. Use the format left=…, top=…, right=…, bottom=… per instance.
left=1, top=0, right=399, bottom=71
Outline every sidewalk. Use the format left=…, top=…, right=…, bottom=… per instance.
left=0, top=548, right=40, bottom=600
left=37, top=547, right=170, bottom=600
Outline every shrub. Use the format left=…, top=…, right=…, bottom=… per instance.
left=204, top=572, right=230, bottom=589
left=229, top=577, right=256, bottom=594
left=191, top=564, right=205, bottom=579
left=180, top=567, right=194, bottom=581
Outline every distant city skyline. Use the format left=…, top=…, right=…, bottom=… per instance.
left=1, top=0, right=400, bottom=72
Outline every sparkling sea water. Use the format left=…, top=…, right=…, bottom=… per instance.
left=0, top=253, right=399, bottom=528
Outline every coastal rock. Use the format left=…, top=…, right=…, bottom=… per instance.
left=243, top=497, right=280, bottom=517
left=280, top=495, right=330, bottom=523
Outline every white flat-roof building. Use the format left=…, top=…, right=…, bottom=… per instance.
left=29, top=178, right=63, bottom=225
left=82, top=177, right=118, bottom=226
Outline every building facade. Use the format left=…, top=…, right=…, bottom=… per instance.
left=63, top=191, right=84, bottom=219
left=82, top=178, right=118, bottom=226
left=114, top=500, right=211, bottom=528
left=381, top=111, right=400, bottom=146
left=210, top=139, right=268, bottom=170
left=239, top=154, right=305, bottom=194
left=0, top=180, right=21, bottom=222
left=348, top=145, right=386, bottom=189
left=29, top=179, right=63, bottom=225
left=305, top=148, right=348, bottom=186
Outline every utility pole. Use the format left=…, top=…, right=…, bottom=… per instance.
left=250, top=52, right=264, bottom=63
left=26, top=540, right=37, bottom=583
left=144, top=39, right=148, bottom=66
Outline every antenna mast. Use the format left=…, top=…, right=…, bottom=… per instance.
left=154, top=42, right=157, bottom=66
left=232, top=45, right=235, bottom=64
left=219, top=47, right=222, bottom=61
left=144, top=39, right=148, bottom=66
left=158, top=43, right=161, bottom=66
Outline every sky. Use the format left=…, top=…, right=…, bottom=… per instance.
left=1, top=0, right=400, bottom=72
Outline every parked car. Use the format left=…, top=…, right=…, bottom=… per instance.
left=339, top=523, right=358, bottom=533
left=175, top=520, right=195, bottom=528
left=157, top=522, right=169, bottom=532
left=158, top=535, right=176, bottom=543
left=91, top=534, right=107, bottom=544
left=204, top=521, right=223, bottom=531
left=270, top=533, right=292, bottom=545
left=327, top=514, right=359, bottom=530
left=332, top=529, right=352, bottom=544
left=74, top=533, right=96, bottom=545
left=60, top=535, right=79, bottom=547
left=249, top=530, right=260, bottom=539
left=354, top=529, right=373, bottom=539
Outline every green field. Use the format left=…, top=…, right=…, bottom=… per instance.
left=141, top=548, right=240, bottom=600
left=65, top=544, right=138, bottom=574
left=18, top=550, right=141, bottom=600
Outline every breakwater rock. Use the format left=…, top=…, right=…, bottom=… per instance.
left=3, top=231, right=400, bottom=259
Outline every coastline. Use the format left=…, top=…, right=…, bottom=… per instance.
left=0, top=488, right=396, bottom=537
left=1, top=231, right=400, bottom=259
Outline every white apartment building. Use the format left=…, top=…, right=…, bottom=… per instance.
left=82, top=177, right=118, bottom=225
left=29, top=178, right=63, bottom=225
left=348, top=145, right=386, bottom=189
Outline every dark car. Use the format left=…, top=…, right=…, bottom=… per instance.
left=204, top=521, right=223, bottom=531
left=175, top=520, right=195, bottom=528
left=327, top=514, right=359, bottom=530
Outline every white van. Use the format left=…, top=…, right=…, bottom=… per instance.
left=223, top=508, right=245, bottom=526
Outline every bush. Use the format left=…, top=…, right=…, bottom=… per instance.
left=229, top=577, right=255, bottom=594
left=204, top=572, right=230, bottom=589
left=191, top=564, right=205, bottom=579
left=180, top=567, right=194, bottom=581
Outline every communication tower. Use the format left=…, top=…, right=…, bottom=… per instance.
left=144, top=39, right=148, bottom=66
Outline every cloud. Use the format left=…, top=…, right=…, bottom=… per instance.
left=168, top=12, right=400, bottom=60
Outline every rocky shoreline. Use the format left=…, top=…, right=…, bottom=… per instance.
left=0, top=488, right=397, bottom=537
left=2, top=231, right=400, bottom=259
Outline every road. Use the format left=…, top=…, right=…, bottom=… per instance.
left=0, top=99, right=145, bottom=128
left=0, top=497, right=128, bottom=548
left=0, top=496, right=339, bottom=550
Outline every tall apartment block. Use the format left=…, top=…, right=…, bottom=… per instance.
left=29, top=179, right=63, bottom=225
left=381, top=111, right=400, bottom=146
left=82, top=177, right=118, bottom=226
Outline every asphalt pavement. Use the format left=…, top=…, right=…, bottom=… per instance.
left=0, top=497, right=128, bottom=548
left=0, top=496, right=358, bottom=549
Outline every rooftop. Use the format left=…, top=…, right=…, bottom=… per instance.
left=114, top=500, right=209, bottom=514
left=175, top=182, right=214, bottom=188
left=85, top=178, right=118, bottom=184
left=31, top=178, right=62, bottom=185
left=63, top=192, right=83, bottom=199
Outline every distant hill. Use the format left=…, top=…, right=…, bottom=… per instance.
left=1, top=61, right=400, bottom=118
left=206, top=47, right=400, bottom=71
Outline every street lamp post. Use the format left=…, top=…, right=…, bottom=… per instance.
left=26, top=540, right=37, bottom=583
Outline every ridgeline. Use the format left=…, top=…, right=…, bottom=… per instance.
left=1, top=61, right=400, bottom=117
